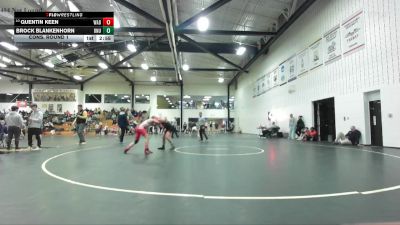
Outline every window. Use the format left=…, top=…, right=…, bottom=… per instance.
left=104, top=94, right=131, bottom=103
left=0, top=93, right=30, bottom=102
left=182, top=96, right=230, bottom=109
left=85, top=94, right=102, bottom=103
left=157, top=95, right=180, bottom=109
left=135, top=94, right=150, bottom=104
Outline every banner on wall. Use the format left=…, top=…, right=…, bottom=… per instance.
left=342, top=10, right=365, bottom=55
left=287, top=55, right=297, bottom=82
left=265, top=73, right=271, bottom=91
left=324, top=24, right=342, bottom=64
left=32, top=89, right=77, bottom=102
left=297, top=48, right=309, bottom=76
left=256, top=77, right=261, bottom=96
left=309, top=39, right=323, bottom=69
left=260, top=75, right=267, bottom=95
left=271, top=68, right=279, bottom=88
left=252, top=83, right=257, bottom=98
left=279, top=61, right=288, bottom=85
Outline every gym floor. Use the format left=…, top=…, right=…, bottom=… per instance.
left=1, top=134, right=400, bottom=224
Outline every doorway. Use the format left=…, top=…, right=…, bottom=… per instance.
left=313, top=97, right=336, bottom=141
left=369, top=100, right=383, bottom=146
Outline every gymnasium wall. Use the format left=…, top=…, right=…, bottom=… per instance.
left=0, top=80, right=228, bottom=124
left=234, top=0, right=400, bottom=147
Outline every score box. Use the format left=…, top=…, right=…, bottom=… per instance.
left=102, top=17, right=114, bottom=26
left=102, top=26, right=114, bottom=35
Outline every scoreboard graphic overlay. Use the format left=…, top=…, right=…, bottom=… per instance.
left=14, top=12, right=114, bottom=43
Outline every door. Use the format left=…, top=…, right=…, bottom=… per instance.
left=314, top=97, right=336, bottom=141
left=369, top=100, right=383, bottom=146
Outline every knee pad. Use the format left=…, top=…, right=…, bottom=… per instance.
left=134, top=139, right=139, bottom=144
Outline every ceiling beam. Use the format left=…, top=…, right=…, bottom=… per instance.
left=176, top=0, right=231, bottom=29
left=82, top=69, right=108, bottom=84
left=6, top=65, right=246, bottom=72
left=0, top=68, right=74, bottom=82
left=176, top=29, right=276, bottom=36
left=91, top=50, right=133, bottom=83
left=179, top=34, right=246, bottom=72
left=0, top=46, right=75, bottom=82
left=0, top=72, right=17, bottom=80
left=113, top=34, right=167, bottom=67
left=114, top=0, right=165, bottom=27
left=229, top=0, right=316, bottom=85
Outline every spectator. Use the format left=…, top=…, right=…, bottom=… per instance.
left=295, top=116, right=305, bottom=137
left=335, top=126, right=361, bottom=146
left=27, top=103, right=43, bottom=150
left=288, top=114, right=296, bottom=140
left=304, top=127, right=318, bottom=141
left=5, top=106, right=24, bottom=150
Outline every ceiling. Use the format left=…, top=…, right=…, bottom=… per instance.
left=0, top=0, right=308, bottom=86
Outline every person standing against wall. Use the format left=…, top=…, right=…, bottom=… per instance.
left=5, top=106, right=24, bottom=150
left=288, top=114, right=297, bottom=140
left=27, top=103, right=43, bottom=150
left=198, top=112, right=208, bottom=141
left=73, top=104, right=87, bottom=144
left=295, top=115, right=305, bottom=137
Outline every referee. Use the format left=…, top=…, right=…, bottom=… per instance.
left=198, top=112, right=208, bottom=141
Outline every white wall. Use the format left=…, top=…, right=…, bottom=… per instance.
left=235, top=0, right=400, bottom=147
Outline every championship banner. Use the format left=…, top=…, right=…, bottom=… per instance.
left=256, top=77, right=262, bottom=96
left=259, top=75, right=267, bottom=95
left=297, top=48, right=309, bottom=76
left=265, top=72, right=271, bottom=91
left=271, top=68, right=279, bottom=88
left=287, top=55, right=297, bottom=82
left=342, top=10, right=365, bottom=56
left=324, top=24, right=342, bottom=64
left=309, top=39, right=323, bottom=69
left=32, top=89, right=77, bottom=102
left=279, top=61, right=288, bottom=85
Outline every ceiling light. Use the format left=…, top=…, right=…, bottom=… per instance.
left=100, top=51, right=104, bottom=56
left=0, top=42, right=18, bottom=51
left=236, top=46, right=246, bottom=56
left=141, top=63, right=149, bottom=70
left=197, top=17, right=209, bottom=32
left=218, top=77, right=224, bottom=83
left=6, top=93, right=12, bottom=96
left=163, top=95, right=166, bottom=97
left=119, top=54, right=123, bottom=61
left=113, top=51, right=117, bottom=56
left=2, top=56, right=11, bottom=63
left=14, top=61, right=22, bottom=66
left=0, top=63, right=7, bottom=68
left=73, top=75, right=82, bottom=80
left=204, top=96, right=212, bottom=99
left=71, top=62, right=75, bottom=66
left=67, top=0, right=80, bottom=12
left=44, top=61, right=54, bottom=68
left=43, top=49, right=53, bottom=55
left=98, top=62, right=108, bottom=69
left=127, top=44, right=136, bottom=52
left=124, top=95, right=129, bottom=98
left=23, top=67, right=30, bottom=70
left=56, top=54, right=63, bottom=61
left=150, top=76, right=156, bottom=82
left=182, top=64, right=189, bottom=71
left=169, top=102, right=172, bottom=105
left=166, top=98, right=170, bottom=100
left=183, top=95, right=191, bottom=99
left=129, top=69, right=133, bottom=73
left=71, top=43, right=78, bottom=48
left=6, top=29, right=14, bottom=35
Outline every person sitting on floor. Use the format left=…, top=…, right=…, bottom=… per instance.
left=297, top=127, right=308, bottom=141
left=334, top=126, right=361, bottom=146
left=262, top=122, right=280, bottom=137
left=304, top=127, right=318, bottom=141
